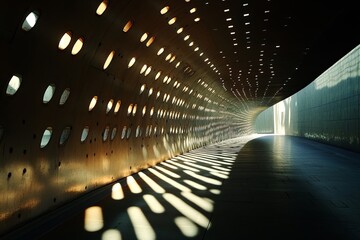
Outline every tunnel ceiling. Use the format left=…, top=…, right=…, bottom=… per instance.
left=172, top=0, right=359, bottom=105
left=2, top=0, right=359, bottom=112
left=1, top=0, right=360, bottom=234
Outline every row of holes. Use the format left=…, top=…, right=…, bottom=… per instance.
left=0, top=118, right=229, bottom=150
left=12, top=3, right=220, bottom=113
left=38, top=118, right=225, bottom=148
left=4, top=75, right=213, bottom=119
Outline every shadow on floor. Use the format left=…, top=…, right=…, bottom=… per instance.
left=2, top=135, right=360, bottom=240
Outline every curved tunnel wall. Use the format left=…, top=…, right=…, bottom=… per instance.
left=256, top=44, right=360, bottom=152
left=0, top=0, right=254, bottom=234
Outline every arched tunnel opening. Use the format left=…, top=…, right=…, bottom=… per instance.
left=1, top=0, right=360, bottom=239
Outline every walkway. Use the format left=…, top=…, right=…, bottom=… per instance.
left=3, top=135, right=360, bottom=239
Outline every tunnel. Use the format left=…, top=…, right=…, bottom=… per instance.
left=1, top=0, right=360, bottom=239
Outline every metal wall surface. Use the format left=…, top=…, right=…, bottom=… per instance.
left=0, top=0, right=253, bottom=234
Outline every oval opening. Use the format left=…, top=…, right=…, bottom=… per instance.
left=127, top=104, right=133, bottom=115
left=106, top=99, right=114, bottom=114
left=139, top=84, right=146, bottom=94
left=59, top=127, right=71, bottom=145
left=81, top=127, right=89, bottom=142
left=123, top=20, right=133, bottom=32
left=40, top=127, right=52, bottom=148
left=146, top=36, right=155, bottom=47
left=121, top=126, right=127, bottom=139
left=135, top=126, right=141, bottom=138
left=160, top=6, right=170, bottom=15
left=140, top=64, right=147, bottom=74
left=58, top=31, right=72, bottom=50
left=142, top=106, right=146, bottom=116
left=177, top=27, right=184, bottom=34
left=89, top=96, right=98, bottom=111
left=114, top=100, right=121, bottom=114
left=110, top=127, right=117, bottom=140
left=132, top=104, right=137, bottom=116
left=128, top=57, right=136, bottom=68
left=157, top=48, right=164, bottom=56
left=144, top=66, right=152, bottom=76
left=22, top=11, right=39, bottom=31
left=59, top=88, right=70, bottom=105
left=43, top=84, right=55, bottom=103
left=103, top=51, right=115, bottom=69
left=155, top=71, right=161, bottom=80
left=126, top=128, right=131, bottom=139
left=103, top=126, right=110, bottom=141
left=96, top=0, right=108, bottom=15
left=168, top=17, right=176, bottom=25
left=140, top=33, right=148, bottom=42
left=6, top=74, right=22, bottom=95
left=71, top=38, right=84, bottom=55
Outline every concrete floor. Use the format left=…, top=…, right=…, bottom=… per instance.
left=3, top=135, right=360, bottom=240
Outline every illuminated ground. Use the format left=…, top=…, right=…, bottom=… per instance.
left=3, top=135, right=360, bottom=239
